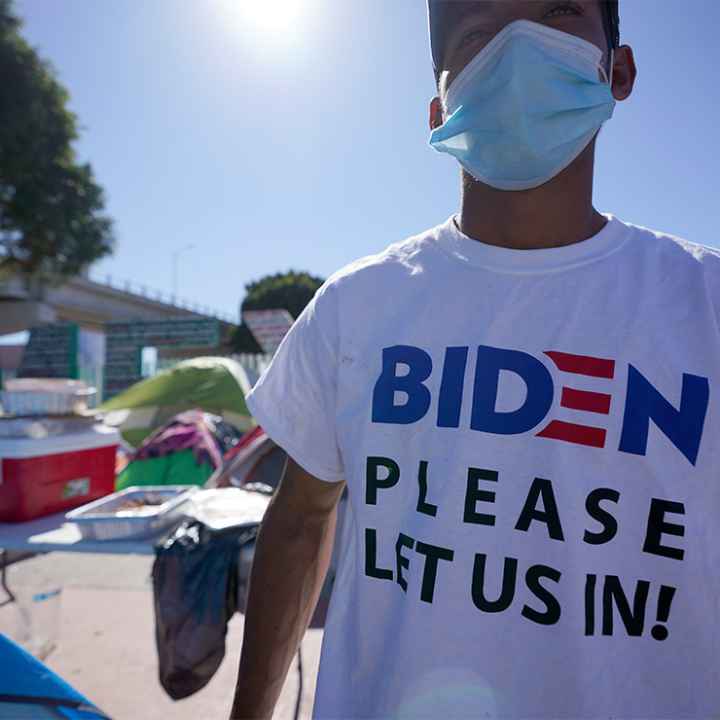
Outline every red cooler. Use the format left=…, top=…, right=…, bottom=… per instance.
left=0, top=426, right=120, bottom=522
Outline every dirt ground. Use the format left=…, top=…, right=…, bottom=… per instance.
left=0, top=552, right=323, bottom=720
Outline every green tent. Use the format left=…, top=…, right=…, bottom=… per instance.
left=99, top=356, right=256, bottom=447
left=116, top=449, right=214, bottom=491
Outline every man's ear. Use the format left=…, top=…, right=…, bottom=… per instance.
left=611, top=45, right=637, bottom=102
left=429, top=97, right=444, bottom=130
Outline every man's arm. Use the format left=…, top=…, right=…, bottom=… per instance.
left=229, top=456, right=345, bottom=720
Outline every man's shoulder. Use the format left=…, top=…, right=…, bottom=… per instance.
left=620, top=216, right=720, bottom=271
left=321, top=221, right=447, bottom=295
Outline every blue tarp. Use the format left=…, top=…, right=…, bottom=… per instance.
left=0, top=634, right=110, bottom=719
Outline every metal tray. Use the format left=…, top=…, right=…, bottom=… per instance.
left=65, top=486, right=199, bottom=541
left=1, top=379, right=96, bottom=416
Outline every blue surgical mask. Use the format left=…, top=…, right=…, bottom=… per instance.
left=429, top=20, right=616, bottom=191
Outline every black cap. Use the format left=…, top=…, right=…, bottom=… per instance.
left=429, top=1, right=620, bottom=75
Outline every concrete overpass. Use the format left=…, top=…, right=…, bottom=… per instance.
left=0, top=274, right=237, bottom=335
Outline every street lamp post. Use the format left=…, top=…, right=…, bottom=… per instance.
left=172, top=244, right=195, bottom=303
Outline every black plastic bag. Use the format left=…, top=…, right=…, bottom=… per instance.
left=152, top=520, right=259, bottom=700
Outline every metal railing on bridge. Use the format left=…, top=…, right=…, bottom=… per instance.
left=86, top=272, right=237, bottom=324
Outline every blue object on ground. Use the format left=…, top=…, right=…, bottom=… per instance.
left=0, top=634, right=111, bottom=718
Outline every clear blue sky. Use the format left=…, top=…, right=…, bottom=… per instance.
left=13, top=0, right=720, bottom=319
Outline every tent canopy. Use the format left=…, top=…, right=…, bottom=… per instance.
left=0, top=634, right=109, bottom=718
left=99, top=357, right=255, bottom=447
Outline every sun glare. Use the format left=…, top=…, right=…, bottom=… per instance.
left=237, top=0, right=306, bottom=36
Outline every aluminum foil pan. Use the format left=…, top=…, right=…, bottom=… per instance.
left=1, top=379, right=96, bottom=417
left=65, top=486, right=199, bottom=541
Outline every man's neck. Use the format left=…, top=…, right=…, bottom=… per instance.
left=458, top=141, right=608, bottom=250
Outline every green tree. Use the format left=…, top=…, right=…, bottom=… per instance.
left=0, top=0, right=114, bottom=290
left=231, top=270, right=325, bottom=353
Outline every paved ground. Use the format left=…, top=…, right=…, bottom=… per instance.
left=0, top=553, right=323, bottom=720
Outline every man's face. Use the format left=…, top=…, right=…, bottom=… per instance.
left=438, top=1, right=610, bottom=97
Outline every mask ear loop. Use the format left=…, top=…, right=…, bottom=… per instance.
left=601, top=47, right=615, bottom=86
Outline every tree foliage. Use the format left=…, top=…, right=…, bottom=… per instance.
left=241, top=269, right=325, bottom=319
left=231, top=269, right=325, bottom=353
left=0, top=0, right=114, bottom=288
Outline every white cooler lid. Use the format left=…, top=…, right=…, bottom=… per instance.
left=0, top=425, right=121, bottom=460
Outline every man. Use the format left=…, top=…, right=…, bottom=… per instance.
left=231, top=2, right=720, bottom=718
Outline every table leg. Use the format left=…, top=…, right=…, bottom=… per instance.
left=0, top=550, right=41, bottom=608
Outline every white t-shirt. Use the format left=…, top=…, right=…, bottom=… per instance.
left=245, top=215, right=720, bottom=720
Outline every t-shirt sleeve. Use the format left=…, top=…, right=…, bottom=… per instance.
left=244, top=282, right=344, bottom=483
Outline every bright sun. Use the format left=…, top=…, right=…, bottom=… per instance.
left=238, top=0, right=306, bottom=35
